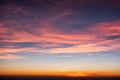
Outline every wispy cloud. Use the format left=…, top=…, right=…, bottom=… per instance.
left=0, top=20, right=120, bottom=54
left=0, top=0, right=120, bottom=57
left=0, top=54, right=24, bottom=59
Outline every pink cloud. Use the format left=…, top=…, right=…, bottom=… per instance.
left=0, top=10, right=120, bottom=54
left=90, top=20, right=120, bottom=37
left=0, top=20, right=96, bottom=44
left=0, top=54, right=24, bottom=59
left=0, top=23, right=6, bottom=33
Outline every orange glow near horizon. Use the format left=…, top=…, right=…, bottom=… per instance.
left=1, top=69, right=120, bottom=77
left=0, top=0, right=120, bottom=79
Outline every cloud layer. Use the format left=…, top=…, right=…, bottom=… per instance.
left=0, top=0, right=120, bottom=59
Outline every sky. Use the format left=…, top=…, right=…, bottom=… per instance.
left=0, top=0, right=120, bottom=77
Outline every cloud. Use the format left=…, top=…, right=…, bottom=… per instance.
left=0, top=1, right=120, bottom=56
left=0, top=23, right=7, bottom=33
left=0, top=20, right=120, bottom=54
left=0, top=54, right=24, bottom=59
left=43, top=44, right=111, bottom=54
left=90, top=20, right=120, bottom=37
left=0, top=47, right=39, bottom=53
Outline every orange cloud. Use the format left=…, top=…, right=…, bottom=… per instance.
left=0, top=47, right=39, bottom=53
left=43, top=44, right=111, bottom=54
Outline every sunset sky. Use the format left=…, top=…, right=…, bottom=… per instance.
left=0, top=0, right=120, bottom=77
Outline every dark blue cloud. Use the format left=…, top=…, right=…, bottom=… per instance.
left=106, top=35, right=120, bottom=40
left=1, top=0, right=120, bottom=32
left=0, top=42, right=38, bottom=48
left=0, top=42, right=74, bottom=49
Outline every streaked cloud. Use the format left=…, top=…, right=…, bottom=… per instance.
left=0, top=0, right=120, bottom=56
left=0, top=20, right=120, bottom=54
left=0, top=0, right=120, bottom=77
left=0, top=54, right=24, bottom=59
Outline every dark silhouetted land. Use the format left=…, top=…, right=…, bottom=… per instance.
left=0, top=76, right=120, bottom=80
